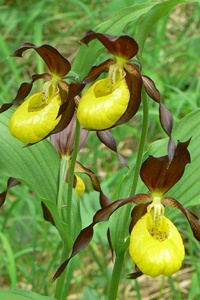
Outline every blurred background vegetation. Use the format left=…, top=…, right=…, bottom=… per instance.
left=0, top=0, right=200, bottom=299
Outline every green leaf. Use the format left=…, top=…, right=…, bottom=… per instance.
left=135, top=0, right=190, bottom=61
left=71, top=3, right=155, bottom=80
left=0, top=110, right=59, bottom=202
left=0, top=289, right=56, bottom=300
left=0, top=232, right=17, bottom=288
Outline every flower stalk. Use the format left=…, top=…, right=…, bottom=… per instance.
left=66, top=119, right=81, bottom=226
left=54, top=119, right=81, bottom=300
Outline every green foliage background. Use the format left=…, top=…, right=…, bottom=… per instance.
left=0, top=0, right=200, bottom=299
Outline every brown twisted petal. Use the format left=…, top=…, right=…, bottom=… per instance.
left=52, top=193, right=147, bottom=281
left=140, top=140, right=191, bottom=194
left=11, top=43, right=71, bottom=78
left=80, top=59, right=114, bottom=84
left=142, top=75, right=175, bottom=160
left=142, top=75, right=160, bottom=103
left=163, top=197, right=200, bottom=241
left=75, top=161, right=111, bottom=208
left=97, top=130, right=128, bottom=167
left=81, top=30, right=139, bottom=60
left=0, top=73, right=50, bottom=113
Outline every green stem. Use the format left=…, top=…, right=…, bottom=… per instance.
left=66, top=119, right=81, bottom=226
left=54, top=119, right=81, bottom=300
left=54, top=248, right=68, bottom=300
left=57, top=157, right=68, bottom=220
left=107, top=88, right=149, bottom=300
left=130, top=87, right=149, bottom=196
left=107, top=255, right=125, bottom=300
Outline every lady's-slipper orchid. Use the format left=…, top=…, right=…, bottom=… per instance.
left=76, top=31, right=143, bottom=130
left=76, top=31, right=175, bottom=161
left=52, top=139, right=200, bottom=281
left=128, top=139, right=200, bottom=278
left=129, top=204, right=185, bottom=277
left=0, top=43, right=76, bottom=143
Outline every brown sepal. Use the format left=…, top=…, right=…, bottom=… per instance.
left=140, top=140, right=191, bottom=194
left=11, top=43, right=71, bottom=78
left=129, top=202, right=151, bottom=233
left=163, top=197, right=200, bottom=241
left=116, top=63, right=142, bottom=125
left=51, top=99, right=76, bottom=134
left=58, top=82, right=85, bottom=116
left=81, top=30, right=139, bottom=60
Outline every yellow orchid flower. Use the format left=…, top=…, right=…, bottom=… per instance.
left=76, top=31, right=142, bottom=130
left=9, top=89, right=62, bottom=143
left=74, top=175, right=85, bottom=196
left=0, top=43, right=73, bottom=143
left=129, top=200, right=185, bottom=277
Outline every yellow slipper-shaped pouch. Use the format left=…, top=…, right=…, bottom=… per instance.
left=9, top=91, right=62, bottom=143
left=77, top=77, right=130, bottom=130
left=129, top=213, right=185, bottom=277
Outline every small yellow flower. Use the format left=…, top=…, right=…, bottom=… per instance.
left=9, top=90, right=62, bottom=143
left=77, top=77, right=130, bottom=130
left=129, top=201, right=185, bottom=277
left=74, top=175, right=85, bottom=196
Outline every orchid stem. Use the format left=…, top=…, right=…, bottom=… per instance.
left=57, top=157, right=68, bottom=220
left=54, top=119, right=81, bottom=300
left=66, top=118, right=81, bottom=226
left=107, top=87, right=149, bottom=300
left=130, top=87, right=149, bottom=196
left=107, top=255, right=125, bottom=300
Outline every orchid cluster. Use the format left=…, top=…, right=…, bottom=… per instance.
left=1, top=30, right=200, bottom=283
